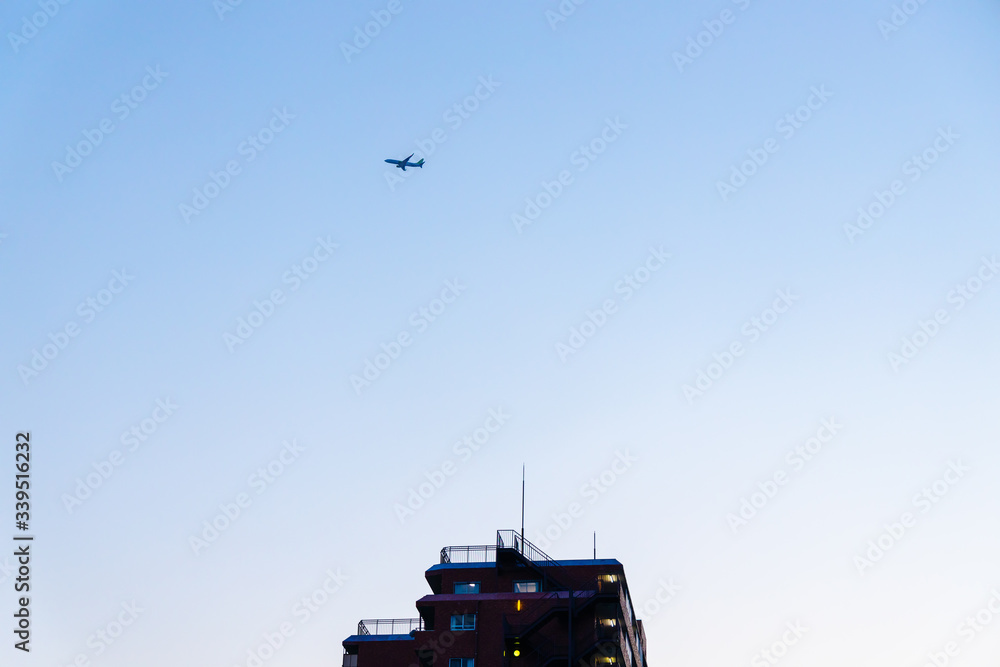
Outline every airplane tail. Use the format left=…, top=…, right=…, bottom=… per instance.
left=415, top=159, right=425, bottom=167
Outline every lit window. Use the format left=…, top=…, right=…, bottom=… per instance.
left=450, top=659, right=474, bottom=667
left=454, top=582, right=480, bottom=594
left=514, top=581, right=541, bottom=593
left=450, top=614, right=476, bottom=631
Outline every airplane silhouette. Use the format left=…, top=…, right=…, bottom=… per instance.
left=384, top=153, right=425, bottom=171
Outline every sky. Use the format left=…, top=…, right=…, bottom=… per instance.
left=2, top=1, right=1000, bottom=666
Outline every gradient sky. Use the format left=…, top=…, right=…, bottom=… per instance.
left=2, top=1, right=1000, bottom=667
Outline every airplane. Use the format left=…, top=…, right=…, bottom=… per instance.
left=384, top=153, right=425, bottom=171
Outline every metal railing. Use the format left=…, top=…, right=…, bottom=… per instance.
left=440, top=544, right=497, bottom=564
left=497, top=530, right=579, bottom=589
left=438, top=531, right=584, bottom=590
left=504, top=590, right=598, bottom=637
left=439, top=531, right=572, bottom=572
left=503, top=591, right=562, bottom=636
left=357, top=618, right=424, bottom=636
left=497, top=530, right=564, bottom=569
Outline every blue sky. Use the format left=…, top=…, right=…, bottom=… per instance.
left=2, top=1, right=1000, bottom=666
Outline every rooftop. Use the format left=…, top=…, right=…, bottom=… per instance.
left=427, top=558, right=621, bottom=571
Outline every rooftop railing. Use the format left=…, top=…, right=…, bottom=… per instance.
left=439, top=531, right=568, bottom=566
left=439, top=531, right=587, bottom=591
left=497, top=530, right=554, bottom=564
left=497, top=530, right=580, bottom=589
left=440, top=544, right=497, bottom=564
left=357, top=618, right=424, bottom=636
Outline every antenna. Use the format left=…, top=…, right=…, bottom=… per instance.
left=520, top=464, right=525, bottom=550
left=594, top=532, right=596, bottom=559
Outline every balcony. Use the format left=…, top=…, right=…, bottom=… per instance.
left=357, top=618, right=424, bottom=636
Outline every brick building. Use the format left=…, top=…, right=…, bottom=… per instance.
left=342, top=530, right=649, bottom=667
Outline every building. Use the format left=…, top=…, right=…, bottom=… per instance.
left=342, top=530, right=649, bottom=667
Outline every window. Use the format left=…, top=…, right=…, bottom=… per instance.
left=449, top=659, right=474, bottom=667
left=513, top=580, right=541, bottom=593
left=454, top=582, right=480, bottom=594
left=450, top=613, right=476, bottom=630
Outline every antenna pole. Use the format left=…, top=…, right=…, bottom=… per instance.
left=520, top=464, right=525, bottom=549
left=594, top=532, right=596, bottom=559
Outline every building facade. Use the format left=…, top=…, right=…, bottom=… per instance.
left=342, top=530, right=648, bottom=667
